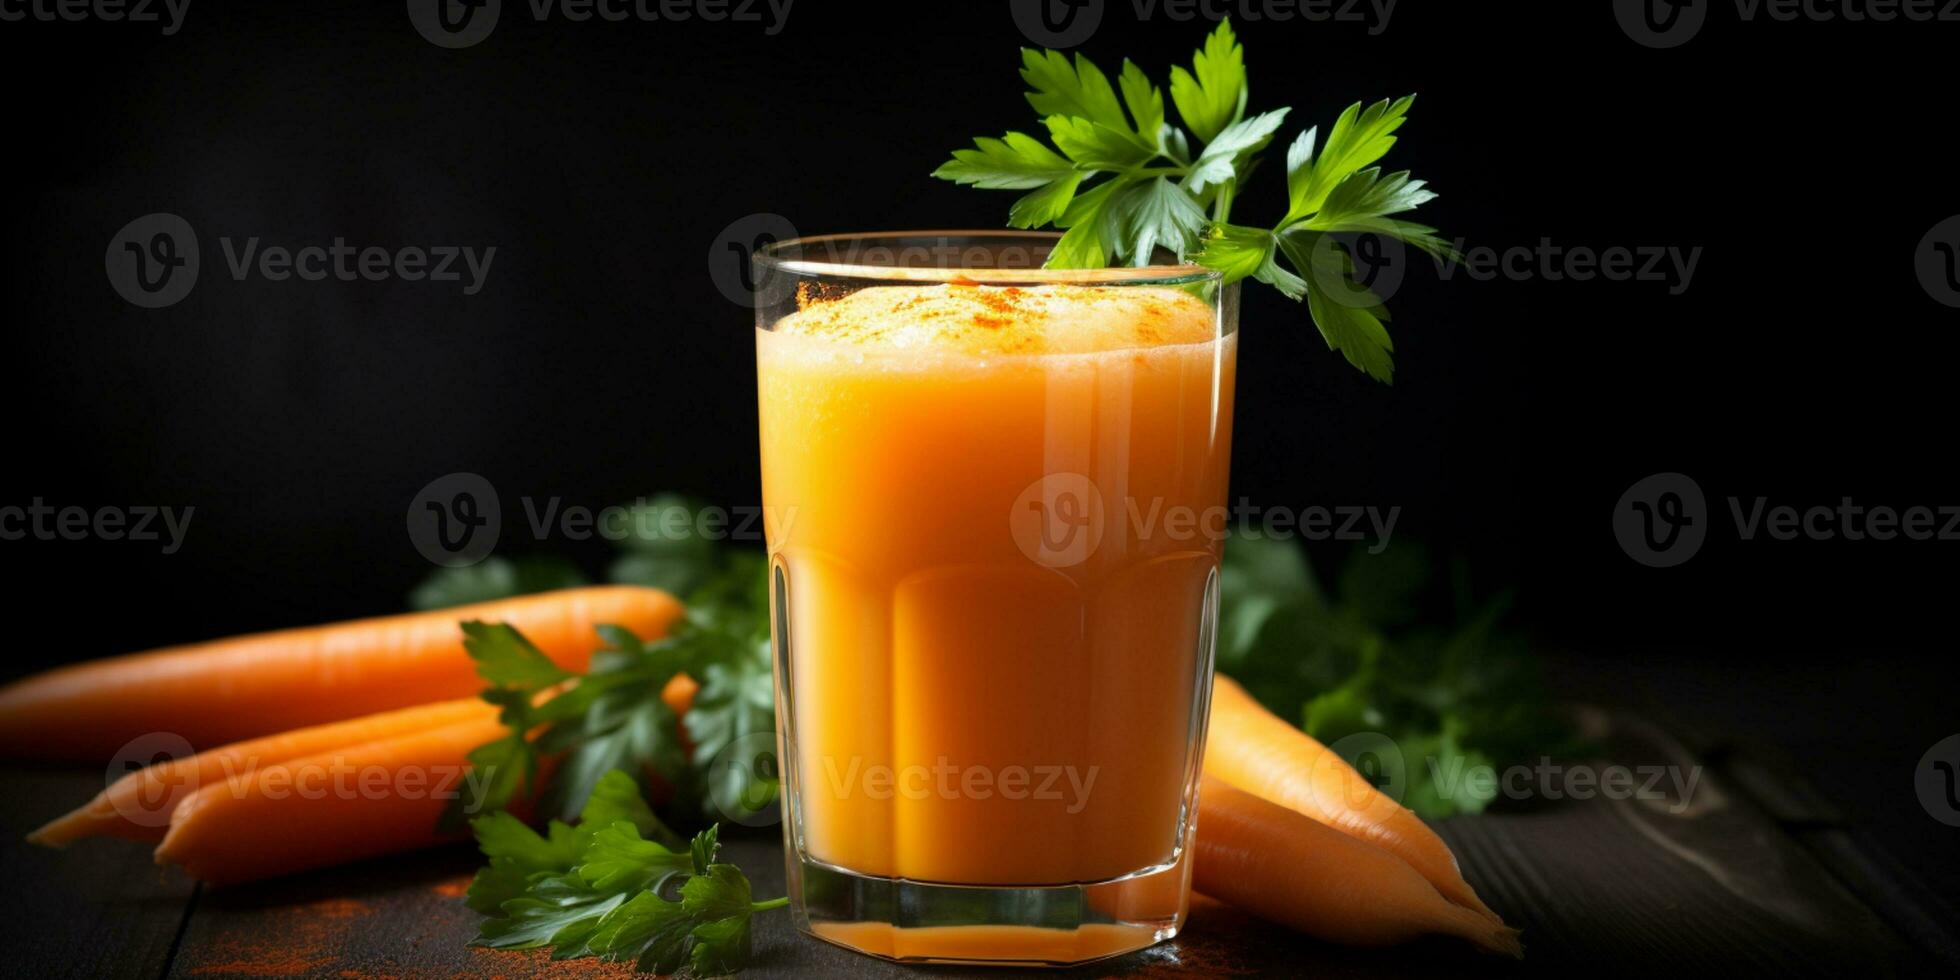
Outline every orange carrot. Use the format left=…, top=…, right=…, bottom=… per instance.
left=153, top=712, right=511, bottom=885
left=28, top=697, right=495, bottom=847
left=1194, top=776, right=1520, bottom=955
left=1205, top=672, right=1501, bottom=922
left=661, top=671, right=700, bottom=716
left=0, top=586, right=683, bottom=761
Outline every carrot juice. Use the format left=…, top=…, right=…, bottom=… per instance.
left=753, top=235, right=1235, bottom=965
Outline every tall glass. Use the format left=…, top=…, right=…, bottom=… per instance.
left=752, top=233, right=1237, bottom=966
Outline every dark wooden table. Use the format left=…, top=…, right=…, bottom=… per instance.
left=3, top=709, right=1953, bottom=979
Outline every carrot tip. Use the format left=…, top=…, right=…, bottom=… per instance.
left=1488, top=926, right=1525, bottom=959
left=24, top=825, right=67, bottom=849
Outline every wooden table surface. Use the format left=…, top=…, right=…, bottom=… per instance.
left=3, top=710, right=1952, bottom=979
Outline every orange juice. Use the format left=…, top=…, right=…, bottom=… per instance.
left=756, top=270, right=1235, bottom=962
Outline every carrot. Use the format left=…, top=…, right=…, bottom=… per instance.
left=1205, top=672, right=1502, bottom=922
left=27, top=697, right=494, bottom=847
left=153, top=712, right=510, bottom=885
left=661, top=671, right=700, bottom=716
left=0, top=586, right=683, bottom=761
left=136, top=671, right=696, bottom=881
left=1194, top=776, right=1521, bottom=956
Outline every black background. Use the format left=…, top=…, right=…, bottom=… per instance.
left=3, top=0, right=1956, bottom=900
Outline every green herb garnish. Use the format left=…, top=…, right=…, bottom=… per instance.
left=468, top=769, right=787, bottom=977
left=439, top=542, right=776, bottom=828
left=935, top=19, right=1453, bottom=383
left=1218, top=531, right=1580, bottom=818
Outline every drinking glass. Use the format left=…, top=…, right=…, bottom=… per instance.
left=752, top=232, right=1237, bottom=965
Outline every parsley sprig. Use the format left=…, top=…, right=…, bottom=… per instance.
left=1217, top=532, right=1582, bottom=818
left=441, top=545, right=775, bottom=828
left=935, top=19, right=1453, bottom=383
left=468, top=770, right=787, bottom=976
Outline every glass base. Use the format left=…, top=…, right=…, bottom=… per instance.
left=787, top=851, right=1191, bottom=967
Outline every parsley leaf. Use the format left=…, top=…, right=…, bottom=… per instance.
left=1196, top=223, right=1306, bottom=300
left=1275, top=230, right=1398, bottom=382
left=464, top=770, right=675, bottom=916
left=1020, top=48, right=1139, bottom=140
left=1007, top=172, right=1085, bottom=230
left=1216, top=532, right=1582, bottom=819
left=932, top=132, right=1075, bottom=190
left=1117, top=60, right=1166, bottom=149
left=1168, top=18, right=1247, bottom=144
left=1047, top=177, right=1127, bottom=269
left=1186, top=108, right=1288, bottom=195
left=1046, top=114, right=1156, bottom=170
left=446, top=536, right=777, bottom=825
left=418, top=495, right=778, bottom=827
left=934, top=18, right=1450, bottom=384
left=462, top=621, right=574, bottom=690
left=469, top=779, right=788, bottom=979
left=1112, top=177, right=1208, bottom=265
left=439, top=623, right=576, bottom=828
left=1286, top=95, right=1415, bottom=221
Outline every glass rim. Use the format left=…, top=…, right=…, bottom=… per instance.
left=753, top=230, right=1221, bottom=286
